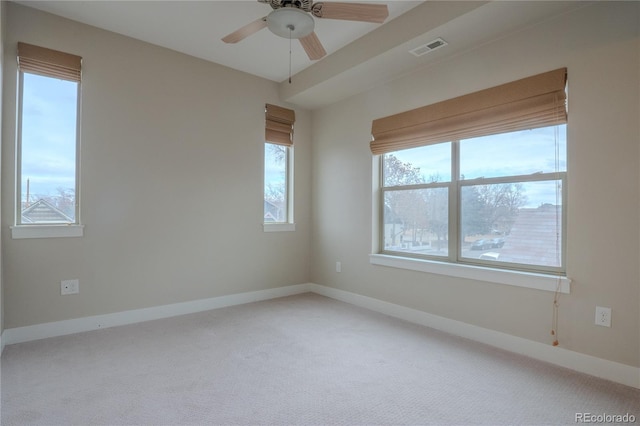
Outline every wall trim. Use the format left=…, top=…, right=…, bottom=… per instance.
left=2, top=283, right=313, bottom=346
left=2, top=282, right=638, bottom=389
left=309, top=284, right=640, bottom=390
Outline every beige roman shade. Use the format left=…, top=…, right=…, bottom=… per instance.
left=17, top=42, right=82, bottom=82
left=265, top=103, right=295, bottom=146
left=370, top=68, right=567, bottom=155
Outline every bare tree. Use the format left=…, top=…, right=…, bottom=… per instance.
left=383, top=155, right=427, bottom=247
left=475, top=183, right=527, bottom=235
left=268, top=144, right=287, bottom=163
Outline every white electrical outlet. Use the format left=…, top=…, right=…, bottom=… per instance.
left=61, top=279, right=79, bottom=295
left=595, top=306, right=611, bottom=327
left=336, top=261, right=341, bottom=273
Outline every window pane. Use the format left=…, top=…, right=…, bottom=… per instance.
left=264, top=143, right=288, bottom=223
left=383, top=142, right=451, bottom=186
left=20, top=73, right=78, bottom=223
left=459, top=125, right=566, bottom=180
left=460, top=180, right=562, bottom=268
left=383, top=187, right=448, bottom=257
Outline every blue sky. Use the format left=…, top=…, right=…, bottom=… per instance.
left=264, top=143, right=287, bottom=200
left=20, top=73, right=77, bottom=201
left=24, top=72, right=564, bottom=211
left=389, top=125, right=567, bottom=208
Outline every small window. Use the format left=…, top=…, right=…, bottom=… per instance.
left=16, top=43, right=81, bottom=226
left=264, top=142, right=291, bottom=223
left=263, top=104, right=295, bottom=229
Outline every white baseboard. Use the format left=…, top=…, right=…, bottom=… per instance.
left=2, top=283, right=313, bottom=346
left=3, top=282, right=638, bottom=389
left=309, top=283, right=640, bottom=390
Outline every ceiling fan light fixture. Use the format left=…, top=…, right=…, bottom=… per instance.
left=267, top=7, right=315, bottom=39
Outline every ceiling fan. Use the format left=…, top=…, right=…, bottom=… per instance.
left=222, top=0, right=389, bottom=61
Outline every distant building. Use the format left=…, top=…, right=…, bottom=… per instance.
left=499, top=204, right=561, bottom=267
left=21, top=199, right=73, bottom=223
left=264, top=199, right=285, bottom=222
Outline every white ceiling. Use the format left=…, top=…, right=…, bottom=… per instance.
left=15, top=0, right=586, bottom=109
left=16, top=0, right=424, bottom=82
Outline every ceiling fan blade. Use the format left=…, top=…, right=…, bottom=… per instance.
left=299, top=32, right=327, bottom=60
left=311, top=2, right=389, bottom=23
left=222, top=17, right=268, bottom=43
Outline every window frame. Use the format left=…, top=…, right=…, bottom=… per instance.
left=456, top=171, right=567, bottom=275
left=12, top=69, right=83, bottom=239
left=376, top=130, right=567, bottom=281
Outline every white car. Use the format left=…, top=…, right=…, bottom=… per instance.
left=479, top=252, right=500, bottom=261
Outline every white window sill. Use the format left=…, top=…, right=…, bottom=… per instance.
left=11, top=224, right=84, bottom=239
left=263, top=223, right=296, bottom=232
left=369, top=254, right=570, bottom=294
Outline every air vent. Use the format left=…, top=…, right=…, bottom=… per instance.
left=409, top=38, right=448, bottom=57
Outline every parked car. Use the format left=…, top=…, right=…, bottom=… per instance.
left=471, top=239, right=492, bottom=250
left=491, top=238, right=505, bottom=248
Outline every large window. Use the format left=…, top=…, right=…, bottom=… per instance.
left=16, top=43, right=81, bottom=228
left=381, top=125, right=566, bottom=273
left=373, top=69, right=568, bottom=275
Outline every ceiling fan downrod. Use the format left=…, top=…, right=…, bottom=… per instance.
left=288, top=25, right=293, bottom=84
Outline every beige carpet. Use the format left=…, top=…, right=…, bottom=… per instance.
left=1, top=293, right=638, bottom=425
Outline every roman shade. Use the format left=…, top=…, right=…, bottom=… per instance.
left=265, top=103, right=295, bottom=146
left=17, top=42, right=82, bottom=82
left=370, top=68, right=567, bottom=155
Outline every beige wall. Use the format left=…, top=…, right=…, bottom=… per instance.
left=1, top=2, right=312, bottom=328
left=311, top=2, right=640, bottom=367
left=1, top=1, right=638, bottom=371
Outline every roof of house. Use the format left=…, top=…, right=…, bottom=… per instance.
left=21, top=199, right=73, bottom=224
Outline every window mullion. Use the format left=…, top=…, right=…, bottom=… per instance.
left=383, top=182, right=449, bottom=191
left=461, top=172, right=566, bottom=186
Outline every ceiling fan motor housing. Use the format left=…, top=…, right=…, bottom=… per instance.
left=225, top=0, right=388, bottom=60
left=262, top=0, right=314, bottom=13
left=266, top=7, right=315, bottom=39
